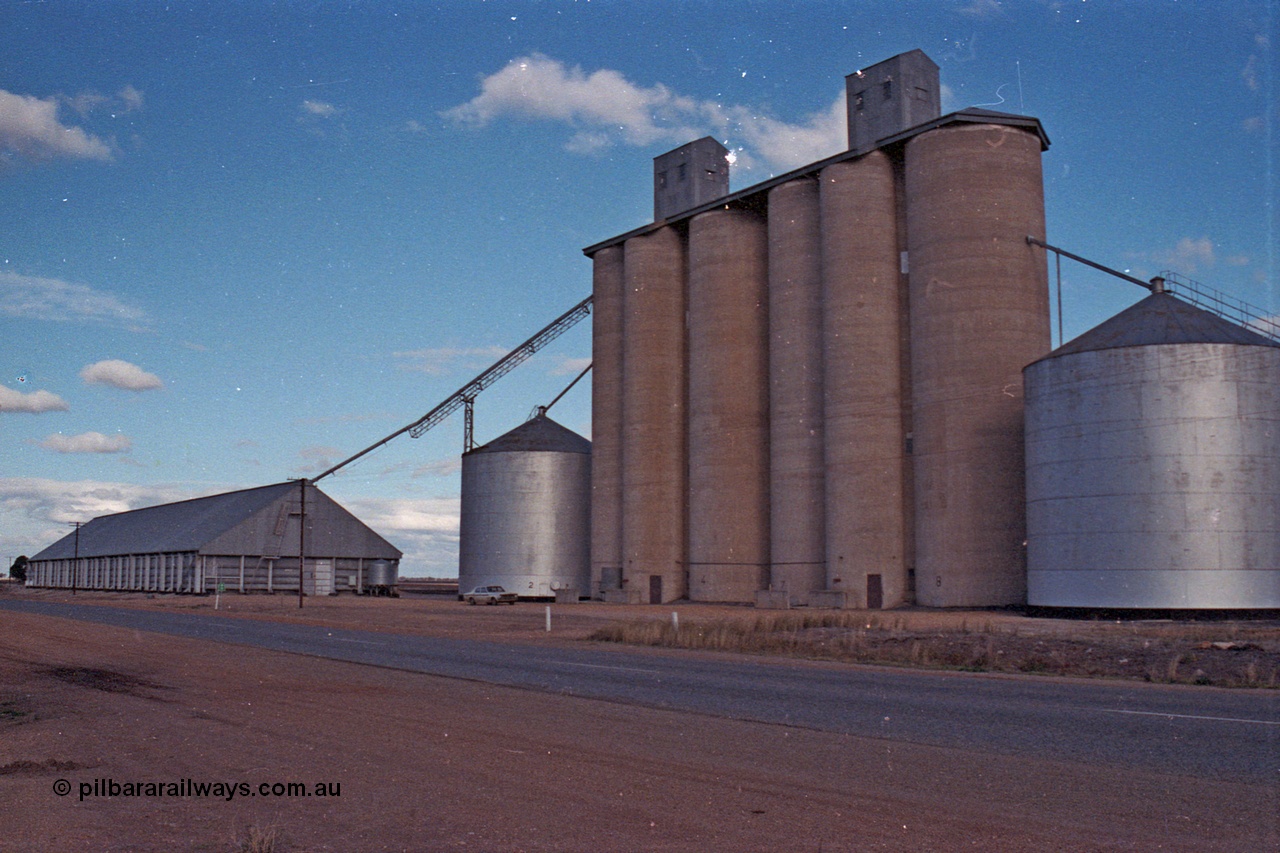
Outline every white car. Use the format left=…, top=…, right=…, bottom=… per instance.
left=463, top=585, right=518, bottom=605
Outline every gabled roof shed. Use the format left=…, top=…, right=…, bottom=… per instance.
left=27, top=481, right=400, bottom=595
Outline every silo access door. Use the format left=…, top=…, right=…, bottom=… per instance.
left=867, top=574, right=883, bottom=610
left=649, top=575, right=663, bottom=604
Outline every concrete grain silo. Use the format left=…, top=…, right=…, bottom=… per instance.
left=621, top=226, right=688, bottom=603
left=589, top=245, right=625, bottom=598
left=820, top=151, right=909, bottom=609
left=1025, top=291, right=1280, bottom=609
left=583, top=50, right=1052, bottom=608
left=905, top=121, right=1051, bottom=607
left=687, top=207, right=771, bottom=602
left=767, top=178, right=825, bottom=603
left=458, top=412, right=592, bottom=599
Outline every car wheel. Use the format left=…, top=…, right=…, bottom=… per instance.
left=467, top=597, right=476, bottom=605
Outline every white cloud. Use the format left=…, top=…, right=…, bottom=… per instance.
left=118, top=85, right=144, bottom=112
left=65, top=86, right=143, bottom=118
left=0, top=271, right=149, bottom=329
left=347, top=496, right=460, bottom=534
left=1242, top=55, right=1260, bottom=92
left=295, top=445, right=345, bottom=475
left=707, top=96, right=847, bottom=173
left=551, top=356, right=593, bottom=376
left=940, top=83, right=958, bottom=113
left=0, top=88, right=112, bottom=162
left=0, top=477, right=215, bottom=555
left=80, top=359, right=163, bottom=392
left=443, top=55, right=847, bottom=174
left=342, top=495, right=461, bottom=577
left=376, top=456, right=462, bottom=479
left=444, top=55, right=700, bottom=145
left=1157, top=236, right=1216, bottom=272
left=302, top=99, right=338, bottom=117
left=393, top=345, right=510, bottom=375
left=37, top=432, right=132, bottom=454
left=958, top=0, right=1004, bottom=16
left=0, top=384, right=69, bottom=414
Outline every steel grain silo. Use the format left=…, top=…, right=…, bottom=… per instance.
left=458, top=413, right=592, bottom=598
left=687, top=208, right=770, bottom=602
left=364, top=559, right=399, bottom=595
left=1025, top=292, right=1280, bottom=609
left=905, top=122, right=1051, bottom=607
left=767, top=178, right=826, bottom=603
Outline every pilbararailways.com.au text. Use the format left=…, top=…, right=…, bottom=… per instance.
left=54, top=778, right=341, bottom=802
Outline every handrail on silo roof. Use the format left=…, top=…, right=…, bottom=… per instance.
left=1026, top=236, right=1280, bottom=345
left=1158, top=270, right=1280, bottom=343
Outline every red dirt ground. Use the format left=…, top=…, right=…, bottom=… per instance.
left=1, top=587, right=1276, bottom=851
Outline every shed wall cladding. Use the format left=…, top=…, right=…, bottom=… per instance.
left=26, top=482, right=401, bottom=595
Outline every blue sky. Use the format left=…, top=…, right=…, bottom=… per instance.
left=2, top=1, right=1275, bottom=576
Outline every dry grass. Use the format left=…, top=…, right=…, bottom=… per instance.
left=234, top=825, right=285, bottom=853
left=587, top=611, right=1280, bottom=688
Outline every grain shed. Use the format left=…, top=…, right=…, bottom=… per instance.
left=25, top=481, right=401, bottom=595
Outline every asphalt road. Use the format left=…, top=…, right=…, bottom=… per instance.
left=4, top=599, right=1278, bottom=786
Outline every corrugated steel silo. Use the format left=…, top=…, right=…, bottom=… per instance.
left=821, top=151, right=908, bottom=608
left=687, top=208, right=770, bottom=602
left=767, top=178, right=825, bottom=603
left=622, top=226, right=687, bottom=603
left=905, top=123, right=1050, bottom=606
left=458, top=413, right=591, bottom=598
left=1025, top=292, right=1280, bottom=608
left=589, top=245, right=625, bottom=598
left=364, top=558, right=399, bottom=595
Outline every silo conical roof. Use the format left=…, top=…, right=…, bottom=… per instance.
left=467, top=412, right=591, bottom=455
left=1034, top=292, right=1279, bottom=363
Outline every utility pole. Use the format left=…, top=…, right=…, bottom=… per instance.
left=297, top=478, right=306, bottom=610
left=70, top=521, right=82, bottom=596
